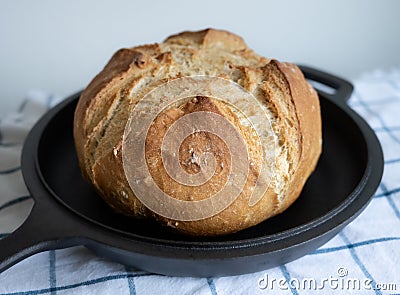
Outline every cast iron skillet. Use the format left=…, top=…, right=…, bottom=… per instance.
left=0, top=66, right=384, bottom=277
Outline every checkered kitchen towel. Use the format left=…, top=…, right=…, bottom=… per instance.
left=1, top=67, right=400, bottom=295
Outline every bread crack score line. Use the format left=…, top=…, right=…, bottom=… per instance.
left=73, top=29, right=322, bottom=236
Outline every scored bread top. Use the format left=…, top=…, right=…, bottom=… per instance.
left=74, top=29, right=321, bottom=236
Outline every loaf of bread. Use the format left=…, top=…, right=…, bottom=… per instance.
left=73, top=29, right=322, bottom=236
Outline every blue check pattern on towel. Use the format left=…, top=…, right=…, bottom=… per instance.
left=1, top=68, right=400, bottom=295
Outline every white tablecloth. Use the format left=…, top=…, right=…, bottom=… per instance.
left=1, top=68, right=400, bottom=294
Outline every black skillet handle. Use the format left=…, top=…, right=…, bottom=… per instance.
left=299, top=65, right=354, bottom=103
left=0, top=201, right=83, bottom=273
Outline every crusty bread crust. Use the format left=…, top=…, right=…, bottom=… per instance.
left=74, top=29, right=321, bottom=236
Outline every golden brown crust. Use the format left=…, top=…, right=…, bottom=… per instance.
left=73, top=29, right=322, bottom=236
left=74, top=48, right=139, bottom=180
left=164, top=28, right=247, bottom=51
left=274, top=62, right=322, bottom=213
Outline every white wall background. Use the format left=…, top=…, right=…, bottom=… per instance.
left=1, top=0, right=399, bottom=115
